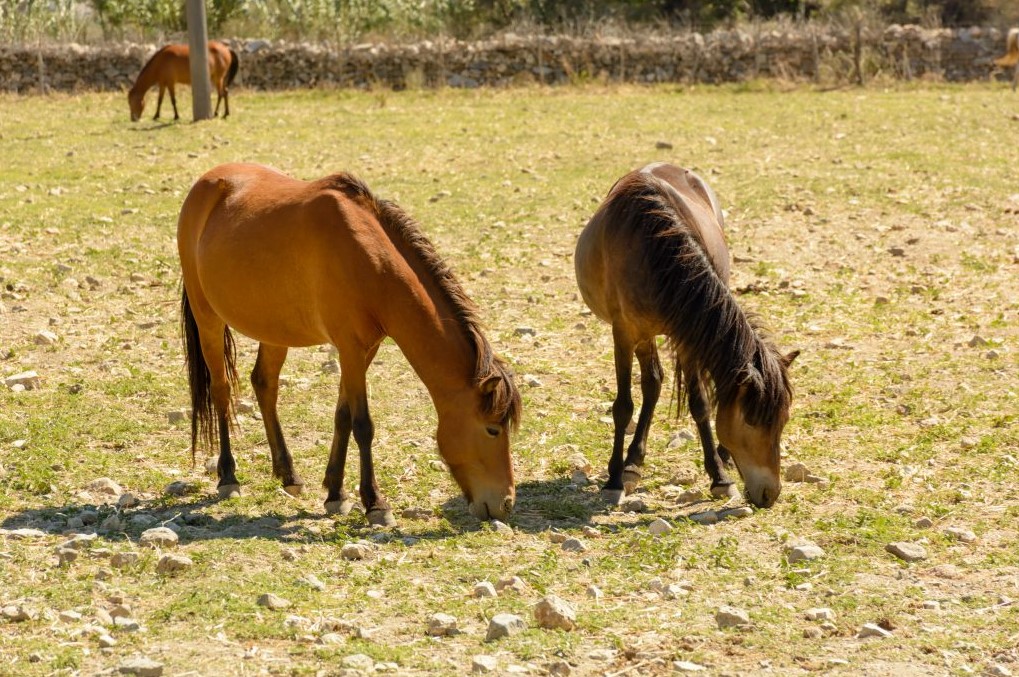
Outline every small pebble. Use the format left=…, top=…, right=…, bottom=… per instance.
left=784, top=462, right=810, bottom=481
left=561, top=538, right=587, bottom=553
left=533, top=595, right=576, bottom=631
left=473, top=581, right=498, bottom=598
left=117, top=657, right=164, bottom=676
left=155, top=554, right=193, bottom=575
left=786, top=542, right=825, bottom=563
left=715, top=605, right=751, bottom=628
left=495, top=576, right=526, bottom=593
left=914, top=516, right=934, bottom=528
left=858, top=623, right=892, bottom=638
left=485, top=613, right=526, bottom=641
left=944, top=527, right=977, bottom=543
left=139, top=527, right=178, bottom=549
left=426, top=612, right=458, bottom=637
left=256, top=593, right=291, bottom=610
left=648, top=518, right=672, bottom=536
left=804, top=608, right=836, bottom=622
left=886, top=541, right=927, bottom=562
left=341, top=543, right=369, bottom=560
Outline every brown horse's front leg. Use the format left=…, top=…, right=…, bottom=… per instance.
left=323, top=392, right=354, bottom=515
left=251, top=344, right=304, bottom=496
left=154, top=86, right=165, bottom=120
left=603, top=329, right=635, bottom=504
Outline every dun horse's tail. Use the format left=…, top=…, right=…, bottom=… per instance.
left=180, top=284, right=238, bottom=464
left=226, top=48, right=240, bottom=87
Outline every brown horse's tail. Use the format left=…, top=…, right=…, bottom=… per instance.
left=180, top=285, right=238, bottom=464
left=226, top=48, right=240, bottom=87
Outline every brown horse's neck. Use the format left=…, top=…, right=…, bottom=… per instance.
left=130, top=50, right=163, bottom=97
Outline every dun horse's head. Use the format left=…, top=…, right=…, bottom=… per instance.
left=714, top=349, right=799, bottom=508
left=128, top=90, right=144, bottom=122
left=436, top=368, right=521, bottom=521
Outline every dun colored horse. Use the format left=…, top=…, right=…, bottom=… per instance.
left=129, top=41, right=239, bottom=121
left=178, top=163, right=521, bottom=525
left=992, top=28, right=1019, bottom=91
left=575, top=163, right=797, bottom=508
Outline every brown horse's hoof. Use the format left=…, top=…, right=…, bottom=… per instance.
left=283, top=483, right=304, bottom=497
left=324, top=498, right=354, bottom=515
left=217, top=483, right=241, bottom=499
left=622, top=465, right=642, bottom=494
left=366, top=509, right=396, bottom=527
left=601, top=488, right=625, bottom=505
left=711, top=483, right=739, bottom=500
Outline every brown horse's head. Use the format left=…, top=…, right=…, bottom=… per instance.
left=714, top=349, right=799, bottom=508
left=128, top=89, right=145, bottom=122
left=436, top=369, right=521, bottom=521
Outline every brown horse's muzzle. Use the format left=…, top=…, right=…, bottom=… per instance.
left=468, top=493, right=515, bottom=521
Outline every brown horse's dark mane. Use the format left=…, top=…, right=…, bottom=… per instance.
left=607, top=172, right=792, bottom=427
left=320, top=173, right=521, bottom=430
left=130, top=46, right=168, bottom=95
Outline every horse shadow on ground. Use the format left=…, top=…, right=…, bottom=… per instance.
left=0, top=477, right=702, bottom=551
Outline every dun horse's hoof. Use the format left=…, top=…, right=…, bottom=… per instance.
left=283, top=483, right=304, bottom=497
left=366, top=509, right=396, bottom=527
left=622, top=465, right=642, bottom=494
left=217, top=483, right=241, bottom=499
left=324, top=498, right=354, bottom=515
left=711, top=483, right=739, bottom=500
left=600, top=488, right=625, bottom=505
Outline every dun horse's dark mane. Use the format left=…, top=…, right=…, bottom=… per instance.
left=321, top=173, right=521, bottom=430
left=608, top=173, right=792, bottom=426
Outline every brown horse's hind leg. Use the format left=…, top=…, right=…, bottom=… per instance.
left=169, top=86, right=179, bottom=120
left=198, top=325, right=241, bottom=498
left=603, top=327, right=636, bottom=504
left=620, top=338, right=663, bottom=493
left=686, top=369, right=737, bottom=499
left=251, top=344, right=304, bottom=496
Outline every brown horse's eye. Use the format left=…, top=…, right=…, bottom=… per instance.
left=485, top=426, right=501, bottom=438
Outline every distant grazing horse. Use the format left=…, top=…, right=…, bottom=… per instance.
left=575, top=163, right=798, bottom=508
left=129, top=41, right=239, bottom=121
left=177, top=163, right=521, bottom=525
left=992, top=28, right=1019, bottom=91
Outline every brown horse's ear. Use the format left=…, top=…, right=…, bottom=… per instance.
left=783, top=350, right=801, bottom=368
left=480, top=375, right=500, bottom=395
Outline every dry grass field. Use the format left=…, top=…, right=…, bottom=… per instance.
left=1, top=82, right=1018, bottom=676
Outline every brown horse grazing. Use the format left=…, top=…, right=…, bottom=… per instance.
left=177, top=163, right=521, bottom=525
left=992, top=28, right=1019, bottom=92
left=129, top=41, right=239, bottom=121
left=575, top=163, right=798, bottom=509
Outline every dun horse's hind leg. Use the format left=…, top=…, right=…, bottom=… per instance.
left=603, top=327, right=636, bottom=504
left=251, top=344, right=304, bottom=496
left=619, top=338, right=663, bottom=493
left=198, top=324, right=241, bottom=498
left=686, top=369, right=738, bottom=499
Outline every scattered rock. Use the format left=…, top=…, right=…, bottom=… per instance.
left=586, top=585, right=603, bottom=600
left=472, top=655, right=498, bottom=673
left=547, top=659, right=572, bottom=676
left=922, top=600, right=940, bottom=610
left=944, top=527, right=977, bottom=543
left=886, top=541, right=927, bottom=562
left=858, top=623, right=893, bottom=638
left=163, top=481, right=196, bottom=496
left=5, top=371, right=41, bottom=390
left=784, top=462, right=810, bottom=482
left=155, top=554, right=193, bottom=575
left=473, top=581, right=498, bottom=598
left=166, top=409, right=188, bottom=424
left=689, top=510, right=718, bottom=525
left=117, top=493, right=140, bottom=508
left=674, top=661, right=707, bottom=672
left=716, top=605, right=751, bottom=628
left=533, top=595, right=576, bottom=631
left=805, top=608, right=836, bottom=622
left=486, top=613, right=526, bottom=641
left=341, top=654, right=375, bottom=672
left=341, top=543, right=370, bottom=560
left=33, top=330, right=58, bottom=345
left=914, top=516, right=934, bottom=529
left=985, top=664, right=1012, bottom=677
left=118, top=657, right=164, bottom=676
left=619, top=496, right=647, bottom=513
left=513, top=326, right=536, bottom=337
left=59, top=609, right=82, bottom=622
left=98, top=634, right=117, bottom=648
left=88, top=477, right=123, bottom=497
left=496, top=576, right=527, bottom=593
left=139, top=527, right=178, bottom=549
left=490, top=520, right=513, bottom=535
left=522, top=374, right=542, bottom=388
left=1, top=605, right=37, bottom=622
left=648, top=518, right=673, bottom=536
left=785, top=541, right=825, bottom=563
left=560, top=538, right=587, bottom=553
left=401, top=507, right=433, bottom=520
left=256, top=593, right=291, bottom=610
left=655, top=140, right=674, bottom=150
left=426, top=612, right=458, bottom=637
left=300, top=574, right=325, bottom=591
left=803, top=627, right=823, bottom=638
left=57, top=548, right=79, bottom=565
left=718, top=506, right=754, bottom=520
left=60, top=533, right=98, bottom=550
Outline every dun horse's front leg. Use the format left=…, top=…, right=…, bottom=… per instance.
left=686, top=369, right=738, bottom=499
left=619, top=339, right=663, bottom=494
left=251, top=344, right=304, bottom=496
left=603, top=328, right=636, bottom=505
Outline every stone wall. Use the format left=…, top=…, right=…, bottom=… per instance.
left=0, top=25, right=1013, bottom=94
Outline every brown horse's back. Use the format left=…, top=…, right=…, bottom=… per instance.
left=575, top=162, right=729, bottom=339
left=177, top=163, right=387, bottom=349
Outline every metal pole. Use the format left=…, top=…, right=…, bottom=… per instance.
left=185, top=0, right=213, bottom=121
